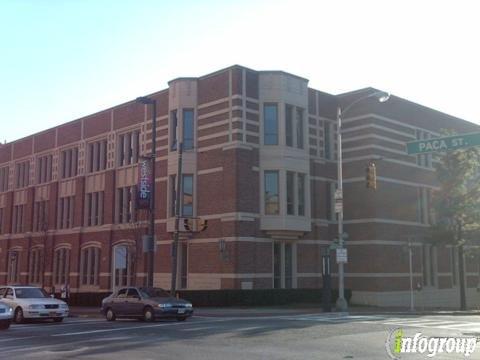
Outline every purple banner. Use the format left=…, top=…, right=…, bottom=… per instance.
left=137, top=157, right=152, bottom=209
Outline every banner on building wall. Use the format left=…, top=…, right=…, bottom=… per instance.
left=137, top=157, right=152, bottom=209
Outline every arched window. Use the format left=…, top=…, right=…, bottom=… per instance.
left=7, top=251, right=20, bottom=283
left=53, top=248, right=70, bottom=285
left=113, top=244, right=135, bottom=288
left=80, top=247, right=100, bottom=286
left=28, top=248, right=43, bottom=284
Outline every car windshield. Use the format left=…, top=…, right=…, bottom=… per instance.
left=15, top=288, right=49, bottom=299
left=138, top=288, right=171, bottom=298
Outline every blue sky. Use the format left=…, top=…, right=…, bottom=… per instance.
left=1, top=0, right=479, bottom=142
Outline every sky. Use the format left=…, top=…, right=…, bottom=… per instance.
left=1, top=0, right=479, bottom=143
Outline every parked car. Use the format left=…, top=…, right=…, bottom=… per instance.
left=0, top=301, right=13, bottom=330
left=0, top=286, right=69, bottom=323
left=101, top=287, right=193, bottom=322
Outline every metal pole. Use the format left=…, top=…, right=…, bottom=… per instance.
left=408, top=238, right=414, bottom=312
left=336, top=106, right=348, bottom=312
left=171, top=142, right=183, bottom=295
left=147, top=100, right=157, bottom=288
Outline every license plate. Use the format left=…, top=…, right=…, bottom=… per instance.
left=49, top=312, right=57, bottom=316
left=177, top=309, right=185, bottom=314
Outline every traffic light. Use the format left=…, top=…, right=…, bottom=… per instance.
left=184, top=219, right=191, bottom=231
left=366, top=162, right=377, bottom=190
left=199, top=219, right=208, bottom=232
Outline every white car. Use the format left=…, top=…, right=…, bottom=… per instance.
left=0, top=286, right=69, bottom=323
left=0, top=301, right=13, bottom=329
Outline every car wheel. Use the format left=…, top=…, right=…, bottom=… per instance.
left=14, top=307, right=24, bottom=324
left=0, top=320, right=10, bottom=330
left=106, top=308, right=116, bottom=321
left=53, top=317, right=64, bottom=323
left=176, top=316, right=187, bottom=322
left=143, top=307, right=155, bottom=322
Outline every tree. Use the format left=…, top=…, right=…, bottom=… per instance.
left=428, top=132, right=480, bottom=310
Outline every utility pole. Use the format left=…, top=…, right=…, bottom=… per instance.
left=407, top=237, right=415, bottom=312
left=171, top=142, right=183, bottom=295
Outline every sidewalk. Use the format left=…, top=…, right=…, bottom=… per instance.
left=69, top=304, right=480, bottom=318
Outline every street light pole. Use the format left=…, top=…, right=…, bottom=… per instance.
left=334, top=90, right=390, bottom=312
left=136, top=96, right=157, bottom=288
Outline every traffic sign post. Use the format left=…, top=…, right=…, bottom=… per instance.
left=406, top=132, right=480, bottom=155
left=336, top=248, right=348, bottom=264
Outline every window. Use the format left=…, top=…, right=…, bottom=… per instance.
left=80, top=247, right=100, bottom=286
left=87, top=139, right=108, bottom=173
left=15, top=161, right=30, bottom=188
left=264, top=171, right=279, bottom=215
left=180, top=243, right=188, bottom=289
left=12, top=204, right=25, bottom=233
left=0, top=166, right=8, bottom=192
left=285, top=105, right=294, bottom=147
left=326, top=182, right=334, bottom=221
left=182, top=175, right=193, bottom=217
left=264, top=104, right=278, bottom=145
left=324, top=122, right=332, bottom=160
left=297, top=173, right=305, bottom=216
left=417, top=187, right=428, bottom=224
left=113, top=245, right=134, bottom=287
left=53, top=248, right=70, bottom=285
left=60, top=147, right=78, bottom=178
left=57, top=196, right=74, bottom=229
left=170, top=175, right=177, bottom=216
left=127, top=288, right=140, bottom=298
left=33, top=200, right=49, bottom=232
left=0, top=207, right=4, bottom=234
left=36, top=154, right=52, bottom=184
left=422, top=244, right=437, bottom=287
left=273, top=242, right=294, bottom=289
left=171, top=110, right=178, bottom=151
left=7, top=251, right=19, bottom=283
left=451, top=247, right=458, bottom=286
left=116, top=186, right=136, bottom=223
left=85, top=192, right=104, bottom=226
left=296, top=108, right=304, bottom=149
left=286, top=171, right=295, bottom=215
left=28, top=248, right=43, bottom=284
left=273, top=243, right=281, bottom=289
left=118, top=131, right=140, bottom=167
left=183, top=109, right=194, bottom=150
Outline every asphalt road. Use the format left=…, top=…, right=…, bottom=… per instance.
left=1, top=313, right=480, bottom=359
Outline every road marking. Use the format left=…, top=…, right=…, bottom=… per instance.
left=0, top=336, right=36, bottom=343
left=52, top=318, right=229, bottom=337
left=182, top=326, right=215, bottom=332
left=9, top=319, right=108, bottom=330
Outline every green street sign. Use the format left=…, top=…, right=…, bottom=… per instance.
left=406, top=132, right=480, bottom=155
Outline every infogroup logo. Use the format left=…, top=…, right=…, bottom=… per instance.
left=385, top=328, right=478, bottom=359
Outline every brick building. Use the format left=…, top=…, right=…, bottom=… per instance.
left=0, top=65, right=479, bottom=307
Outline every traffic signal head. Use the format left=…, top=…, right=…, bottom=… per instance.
left=184, top=218, right=191, bottom=232
left=366, top=162, right=377, bottom=190
left=200, top=219, right=208, bottom=232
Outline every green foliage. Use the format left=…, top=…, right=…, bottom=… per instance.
left=429, top=129, right=480, bottom=246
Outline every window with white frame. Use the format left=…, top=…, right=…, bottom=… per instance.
left=28, top=248, right=43, bottom=284
left=15, top=160, right=30, bottom=188
left=264, top=171, right=279, bottom=215
left=87, top=139, right=108, bottom=173
left=60, top=147, right=79, bottom=178
left=7, top=251, right=20, bottom=283
left=286, top=171, right=306, bottom=216
left=80, top=247, right=100, bottom=286
left=85, top=192, right=104, bottom=226
left=113, top=245, right=135, bottom=287
left=183, top=109, right=194, bottom=150
left=53, top=248, right=70, bottom=285
left=57, top=196, right=74, bottom=229
left=0, top=166, right=8, bottom=192
left=182, top=175, right=193, bottom=217
left=36, top=154, right=53, bottom=184
left=116, top=186, right=136, bottom=223
left=117, top=130, right=140, bottom=167
left=264, top=104, right=278, bottom=145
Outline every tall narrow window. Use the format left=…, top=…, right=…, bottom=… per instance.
left=264, top=104, right=278, bottom=145
left=286, top=171, right=295, bottom=215
left=7, top=251, right=20, bottom=283
left=12, top=204, right=25, bottom=233
left=87, top=140, right=107, bottom=173
left=116, top=186, right=136, bottom=223
left=171, top=110, right=178, bottom=151
left=451, top=247, right=458, bottom=286
left=296, top=108, right=304, bottom=149
left=170, top=175, right=177, bottom=217
left=324, top=122, right=331, bottom=160
left=113, top=245, right=134, bottom=287
left=180, top=243, right=188, bottom=289
left=58, top=196, right=74, bottom=229
left=28, top=248, right=43, bottom=284
left=264, top=171, right=279, bottom=215
left=285, top=105, right=294, bottom=147
left=284, top=243, right=293, bottom=289
left=273, top=243, right=281, bottom=289
left=326, top=182, right=334, bottom=221
left=61, top=148, right=79, bottom=179
left=36, top=154, right=52, bottom=184
left=182, top=175, right=193, bottom=217
left=53, top=248, right=70, bottom=285
left=33, top=200, right=49, bottom=232
left=117, top=131, right=140, bottom=166
left=85, top=192, right=104, bottom=226
left=183, top=109, right=194, bottom=150
left=297, top=173, right=305, bottom=216
left=15, top=161, right=30, bottom=188
left=0, top=166, right=9, bottom=192
left=80, top=247, right=100, bottom=286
